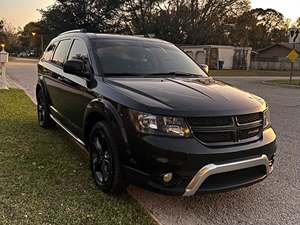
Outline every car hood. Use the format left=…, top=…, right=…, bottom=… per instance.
left=103, top=77, right=266, bottom=117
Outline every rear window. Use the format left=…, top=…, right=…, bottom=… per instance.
left=52, top=39, right=72, bottom=67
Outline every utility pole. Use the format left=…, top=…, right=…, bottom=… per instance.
left=41, top=34, right=44, bottom=56
left=290, top=42, right=296, bottom=84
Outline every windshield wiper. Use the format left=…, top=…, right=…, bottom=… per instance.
left=103, top=72, right=202, bottom=77
left=149, top=71, right=200, bottom=77
left=103, top=73, right=149, bottom=77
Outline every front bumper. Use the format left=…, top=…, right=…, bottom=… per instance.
left=183, top=154, right=273, bottom=196
left=124, top=128, right=277, bottom=196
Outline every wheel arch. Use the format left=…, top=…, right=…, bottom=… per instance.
left=36, top=79, right=51, bottom=105
left=36, top=83, right=43, bottom=102
left=83, top=98, right=128, bottom=149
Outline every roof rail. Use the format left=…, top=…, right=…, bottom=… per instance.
left=59, top=29, right=87, bottom=36
left=134, top=34, right=156, bottom=38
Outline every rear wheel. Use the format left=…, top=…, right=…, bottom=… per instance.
left=37, top=90, right=55, bottom=129
left=89, top=122, right=128, bottom=194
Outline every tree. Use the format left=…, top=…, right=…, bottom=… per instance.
left=185, top=0, right=251, bottom=44
left=35, top=0, right=127, bottom=48
left=297, top=17, right=300, bottom=27
left=122, top=0, right=251, bottom=44
left=119, top=0, right=161, bottom=35
left=227, top=8, right=289, bottom=49
left=0, top=19, right=6, bottom=45
left=0, top=20, right=21, bottom=53
left=17, top=0, right=291, bottom=51
left=18, top=22, right=43, bottom=53
left=39, top=0, right=124, bottom=36
left=0, top=19, right=4, bottom=30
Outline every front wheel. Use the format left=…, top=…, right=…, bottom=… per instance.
left=37, top=90, right=55, bottom=129
left=89, top=122, right=128, bottom=194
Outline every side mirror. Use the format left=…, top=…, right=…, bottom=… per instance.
left=199, top=64, right=209, bottom=74
left=63, top=59, right=86, bottom=77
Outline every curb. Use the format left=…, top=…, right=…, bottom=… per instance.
left=128, top=188, right=163, bottom=225
left=9, top=57, right=39, bottom=63
left=8, top=78, right=37, bottom=104
left=262, top=80, right=300, bottom=89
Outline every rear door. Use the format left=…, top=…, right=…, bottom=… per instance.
left=45, top=39, right=73, bottom=125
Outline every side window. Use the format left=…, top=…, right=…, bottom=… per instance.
left=52, top=40, right=72, bottom=67
left=42, top=42, right=57, bottom=62
left=68, top=39, right=89, bottom=62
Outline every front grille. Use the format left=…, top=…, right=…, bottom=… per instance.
left=188, top=113, right=263, bottom=146
left=195, top=132, right=234, bottom=143
left=237, top=113, right=261, bottom=124
left=187, top=116, right=233, bottom=127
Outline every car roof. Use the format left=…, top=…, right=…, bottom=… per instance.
left=55, top=31, right=171, bottom=45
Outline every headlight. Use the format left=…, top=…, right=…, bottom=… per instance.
left=263, top=108, right=271, bottom=129
left=129, top=110, right=191, bottom=137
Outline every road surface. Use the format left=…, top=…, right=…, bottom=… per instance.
left=6, top=61, right=300, bottom=225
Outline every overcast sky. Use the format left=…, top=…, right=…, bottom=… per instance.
left=1, top=0, right=299, bottom=28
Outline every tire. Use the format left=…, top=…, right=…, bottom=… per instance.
left=37, top=90, right=56, bottom=129
left=89, top=121, right=128, bottom=194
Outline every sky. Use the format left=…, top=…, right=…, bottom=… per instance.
left=1, top=0, right=54, bottom=28
left=252, top=0, right=299, bottom=22
left=0, top=0, right=299, bottom=28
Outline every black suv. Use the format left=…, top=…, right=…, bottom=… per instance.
left=36, top=30, right=276, bottom=196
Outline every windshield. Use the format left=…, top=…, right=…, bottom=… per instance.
left=92, top=39, right=208, bottom=77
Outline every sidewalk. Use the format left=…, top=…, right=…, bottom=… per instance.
left=0, top=77, right=17, bottom=89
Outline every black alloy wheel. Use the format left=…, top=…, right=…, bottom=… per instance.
left=90, top=129, right=113, bottom=186
left=89, top=122, right=128, bottom=194
left=37, top=90, right=55, bottom=129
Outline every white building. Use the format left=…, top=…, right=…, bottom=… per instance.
left=180, top=45, right=252, bottom=70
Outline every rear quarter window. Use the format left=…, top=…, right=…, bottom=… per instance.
left=52, top=39, right=72, bottom=67
left=42, top=42, right=57, bottom=62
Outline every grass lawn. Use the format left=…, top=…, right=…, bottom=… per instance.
left=210, top=69, right=300, bottom=77
left=0, top=89, right=155, bottom=225
left=267, top=79, right=300, bottom=86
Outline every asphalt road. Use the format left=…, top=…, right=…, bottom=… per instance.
left=6, top=61, right=300, bottom=225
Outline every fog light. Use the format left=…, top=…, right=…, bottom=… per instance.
left=163, top=173, right=173, bottom=183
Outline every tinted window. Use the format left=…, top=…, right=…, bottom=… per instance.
left=92, top=39, right=207, bottom=77
left=68, top=40, right=89, bottom=62
left=52, top=40, right=72, bottom=66
left=42, top=42, right=57, bottom=62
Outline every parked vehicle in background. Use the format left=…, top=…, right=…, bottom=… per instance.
left=17, top=50, right=37, bottom=58
left=36, top=30, right=277, bottom=196
left=17, top=52, right=28, bottom=57
left=28, top=50, right=36, bottom=57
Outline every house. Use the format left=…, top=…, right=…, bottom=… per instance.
left=251, top=43, right=300, bottom=70
left=180, top=45, right=252, bottom=70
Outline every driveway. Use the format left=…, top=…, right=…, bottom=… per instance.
left=6, top=61, right=38, bottom=102
left=6, top=61, right=300, bottom=225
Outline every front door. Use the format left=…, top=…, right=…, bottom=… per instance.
left=55, top=39, right=94, bottom=138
